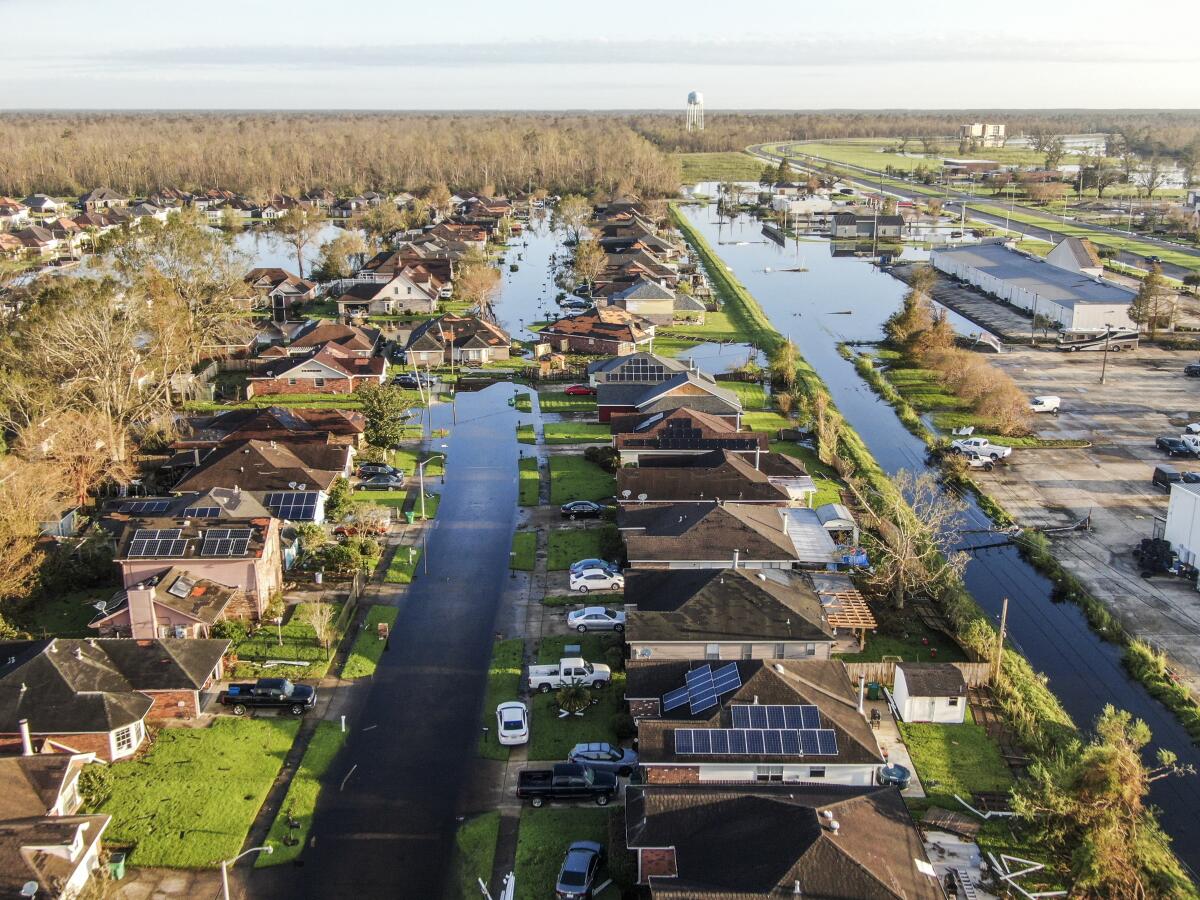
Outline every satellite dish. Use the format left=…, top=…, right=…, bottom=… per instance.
left=288, top=481, right=297, bottom=489
left=93, top=601, right=108, bottom=613
left=621, top=490, right=631, bottom=499
left=297, top=483, right=306, bottom=491
left=20, top=882, right=39, bottom=898
left=637, top=493, right=648, bottom=502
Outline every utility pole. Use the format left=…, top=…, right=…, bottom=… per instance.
left=1100, top=325, right=1114, bottom=384
left=992, top=596, right=1008, bottom=685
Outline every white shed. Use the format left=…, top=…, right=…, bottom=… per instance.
left=1164, top=481, right=1200, bottom=568
left=893, top=662, right=967, bottom=724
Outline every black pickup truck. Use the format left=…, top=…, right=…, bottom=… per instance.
left=516, top=763, right=617, bottom=808
left=218, top=678, right=316, bottom=716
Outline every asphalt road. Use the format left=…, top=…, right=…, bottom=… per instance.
left=253, top=385, right=520, bottom=899
left=749, top=143, right=1198, bottom=280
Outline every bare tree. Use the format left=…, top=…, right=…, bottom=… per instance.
left=17, top=411, right=132, bottom=509
left=305, top=600, right=336, bottom=657
left=275, top=207, right=324, bottom=278
left=1140, top=156, right=1170, bottom=200
left=867, top=470, right=968, bottom=609
left=572, top=239, right=606, bottom=292
left=556, top=195, right=592, bottom=244
left=454, top=248, right=502, bottom=320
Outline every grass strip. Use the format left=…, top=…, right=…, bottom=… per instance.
left=510, top=530, right=536, bottom=571
left=384, top=544, right=422, bottom=583
left=455, top=811, right=501, bottom=899
left=519, top=457, right=540, bottom=506
left=479, top=638, right=524, bottom=760
left=341, top=605, right=400, bottom=679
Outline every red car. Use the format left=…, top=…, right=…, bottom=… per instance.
left=564, top=384, right=596, bottom=396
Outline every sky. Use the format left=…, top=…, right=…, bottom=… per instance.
left=2, top=0, right=1197, bottom=110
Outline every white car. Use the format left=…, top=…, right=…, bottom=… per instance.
left=567, top=606, right=626, bottom=633
left=569, top=569, right=625, bottom=594
left=1030, top=395, right=1061, bottom=415
left=495, top=701, right=529, bottom=746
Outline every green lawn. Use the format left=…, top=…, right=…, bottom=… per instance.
left=529, top=635, right=624, bottom=760
left=511, top=530, right=537, bottom=571
left=768, top=441, right=843, bottom=507
left=536, top=391, right=597, bottom=413
left=390, top=447, right=446, bottom=477
left=514, top=392, right=533, bottom=412
left=547, top=526, right=620, bottom=571
left=456, top=811, right=501, bottom=900
left=723, top=381, right=769, bottom=410
left=517, top=423, right=536, bottom=444
left=741, top=409, right=791, bottom=434
left=17, top=588, right=115, bottom=638
left=836, top=623, right=968, bottom=663
left=541, top=594, right=585, bottom=608
left=676, top=151, right=768, bottom=184
left=549, top=455, right=615, bottom=504
left=515, top=809, right=618, bottom=900
left=898, top=720, right=1013, bottom=803
left=480, top=638, right=525, bottom=760
left=230, top=602, right=343, bottom=679
left=341, top=605, right=400, bottom=679
left=543, top=423, right=611, bottom=445
left=351, top=488, right=406, bottom=509
left=519, top=457, right=540, bottom=506
left=257, top=721, right=348, bottom=867
left=384, top=544, right=422, bottom=583
left=95, top=718, right=300, bottom=868
left=668, top=309, right=745, bottom=343
left=413, top=491, right=441, bottom=520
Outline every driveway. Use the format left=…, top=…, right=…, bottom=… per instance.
left=251, top=384, right=521, bottom=899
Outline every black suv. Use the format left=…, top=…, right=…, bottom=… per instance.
left=1185, top=364, right=1200, bottom=377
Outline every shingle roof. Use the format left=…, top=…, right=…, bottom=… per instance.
left=897, top=662, right=967, bottom=697
left=617, top=449, right=796, bottom=503
left=541, top=307, right=654, bottom=344
left=182, top=406, right=365, bottom=445
left=172, top=439, right=350, bottom=493
left=618, top=502, right=798, bottom=563
left=0, top=755, right=82, bottom=818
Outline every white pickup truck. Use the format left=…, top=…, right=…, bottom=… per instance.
left=950, top=437, right=1012, bottom=460
left=528, top=657, right=612, bottom=693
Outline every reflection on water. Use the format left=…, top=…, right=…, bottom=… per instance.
left=676, top=342, right=766, bottom=377
left=232, top=221, right=359, bottom=273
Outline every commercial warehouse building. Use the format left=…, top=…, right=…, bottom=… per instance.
left=930, top=239, right=1136, bottom=332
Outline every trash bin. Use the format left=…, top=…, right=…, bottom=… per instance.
left=867, top=681, right=881, bottom=701
left=405, top=511, right=416, bottom=524
left=108, top=852, right=127, bottom=880
left=314, top=570, right=323, bottom=585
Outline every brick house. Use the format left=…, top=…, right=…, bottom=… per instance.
left=0, top=638, right=229, bottom=761
left=596, top=372, right=741, bottom=425
left=402, top=314, right=512, bottom=366
left=540, top=307, right=655, bottom=356
left=616, top=449, right=812, bottom=506
left=627, top=658, right=884, bottom=787
left=243, top=267, right=317, bottom=323
left=175, top=406, right=366, bottom=450
left=625, top=783, right=942, bottom=898
left=89, top=566, right=248, bottom=639
left=258, top=321, right=380, bottom=359
left=247, top=346, right=386, bottom=397
left=610, top=407, right=769, bottom=466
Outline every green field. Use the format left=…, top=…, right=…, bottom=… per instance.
left=768, top=442, right=844, bottom=508
left=351, top=488, right=406, bottom=509
left=517, top=423, right=536, bottom=444
left=257, top=721, right=348, bottom=867
left=391, top=447, right=446, bottom=477
left=341, top=605, right=400, bottom=679
left=529, top=635, right=624, bottom=761
left=95, top=718, right=300, bottom=868
left=898, top=719, right=1013, bottom=803
left=536, top=390, right=597, bottom=413
left=385, top=544, right=422, bottom=583
left=17, top=588, right=114, bottom=638
left=511, top=530, right=537, bottom=571
left=547, top=525, right=620, bottom=571
left=519, top=456, right=540, bottom=506
left=455, top=811, right=501, bottom=900
left=480, top=638, right=525, bottom=760
left=230, top=602, right=344, bottom=679
left=549, top=455, right=615, bottom=504
left=542, top=422, right=611, bottom=444
left=676, top=151, right=769, bottom=184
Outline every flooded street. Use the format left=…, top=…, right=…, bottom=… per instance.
left=678, top=202, right=1200, bottom=871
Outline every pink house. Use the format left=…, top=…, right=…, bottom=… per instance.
left=90, top=566, right=250, bottom=639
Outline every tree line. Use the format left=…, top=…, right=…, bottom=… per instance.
left=0, top=113, right=680, bottom=199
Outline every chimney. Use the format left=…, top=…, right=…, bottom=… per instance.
left=858, top=675, right=865, bottom=714
left=18, top=719, right=33, bottom=756
left=126, top=583, right=159, bottom=640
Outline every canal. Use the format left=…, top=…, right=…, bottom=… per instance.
left=677, top=202, right=1200, bottom=871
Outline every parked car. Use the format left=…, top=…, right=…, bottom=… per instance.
left=950, top=437, right=1012, bottom=460
left=1152, top=465, right=1188, bottom=490
left=569, top=571, right=625, bottom=595
left=564, top=384, right=597, bottom=396
left=560, top=500, right=605, bottom=519
left=568, top=742, right=638, bottom=776
left=357, top=463, right=401, bottom=478
left=1156, top=436, right=1194, bottom=458
left=495, top=701, right=529, bottom=746
left=528, top=657, right=611, bottom=692
left=566, top=605, right=626, bottom=631
left=393, top=373, right=432, bottom=389
left=1186, top=363, right=1200, bottom=377
left=516, top=764, right=617, bottom=808
left=218, top=678, right=316, bottom=716
left=555, top=840, right=606, bottom=900
left=569, top=558, right=619, bottom=576
left=962, top=452, right=994, bottom=472
left=358, top=474, right=406, bottom=490
left=1029, top=395, right=1060, bottom=414
left=561, top=299, right=590, bottom=311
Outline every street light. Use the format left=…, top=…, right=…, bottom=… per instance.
left=1099, top=324, right=1115, bottom=385
left=417, top=453, right=448, bottom=520
left=221, top=845, right=272, bottom=900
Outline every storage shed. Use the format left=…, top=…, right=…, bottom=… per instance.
left=893, top=662, right=967, bottom=724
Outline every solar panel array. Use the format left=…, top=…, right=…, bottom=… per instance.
left=730, top=704, right=822, bottom=730
left=674, top=727, right=839, bottom=757
left=201, top=528, right=253, bottom=556
left=187, top=506, right=221, bottom=518
left=128, top=528, right=188, bottom=557
left=662, top=662, right=742, bottom=715
left=264, top=491, right=319, bottom=521
left=119, top=499, right=170, bottom=515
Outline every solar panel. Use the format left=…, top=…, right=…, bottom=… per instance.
left=691, top=730, right=711, bottom=754
left=727, top=729, right=747, bottom=754
left=731, top=705, right=821, bottom=730
left=801, top=706, right=822, bottom=729
left=709, top=730, right=729, bottom=754
left=767, top=706, right=786, bottom=729
left=188, top=506, right=221, bottom=518
left=746, top=730, right=765, bottom=754
left=816, top=730, right=838, bottom=755
left=781, top=730, right=801, bottom=755
left=763, top=729, right=784, bottom=754
left=685, top=666, right=712, bottom=688
left=662, top=686, right=690, bottom=712
left=711, top=662, right=741, bottom=694
left=201, top=528, right=253, bottom=556
left=675, top=730, right=693, bottom=754
left=264, top=491, right=319, bottom=521
left=799, top=730, right=821, bottom=755
left=690, top=691, right=718, bottom=715
left=120, top=499, right=170, bottom=515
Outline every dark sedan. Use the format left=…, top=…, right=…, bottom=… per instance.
left=1156, top=437, right=1194, bottom=458
left=555, top=841, right=604, bottom=900
left=560, top=500, right=605, bottom=520
left=1184, top=363, right=1200, bottom=377
left=357, top=463, right=401, bottom=478
left=357, top=474, right=406, bottom=490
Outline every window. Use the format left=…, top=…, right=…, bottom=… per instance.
left=314, top=378, right=326, bottom=388
left=808, top=766, right=826, bottom=779
left=705, top=643, right=720, bottom=660
left=948, top=697, right=960, bottom=707
left=287, top=378, right=298, bottom=386
left=755, top=765, right=783, bottom=783
left=742, top=644, right=753, bottom=660
left=114, top=726, right=135, bottom=753
left=774, top=643, right=785, bottom=659
left=804, top=643, right=815, bottom=657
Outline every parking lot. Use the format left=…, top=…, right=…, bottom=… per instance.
left=976, top=343, right=1200, bottom=691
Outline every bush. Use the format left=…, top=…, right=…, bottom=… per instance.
left=604, top=645, right=624, bottom=673
left=583, top=445, right=619, bottom=473
left=211, top=618, right=250, bottom=643
left=611, top=712, right=636, bottom=740
left=78, top=762, right=113, bottom=809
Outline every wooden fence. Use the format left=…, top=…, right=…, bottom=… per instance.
left=842, top=660, right=991, bottom=689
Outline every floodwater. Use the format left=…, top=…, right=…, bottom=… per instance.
left=678, top=203, right=1200, bottom=873
left=232, top=221, right=361, bottom=273
left=495, top=213, right=568, bottom=342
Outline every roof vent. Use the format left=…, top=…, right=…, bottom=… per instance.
left=774, top=663, right=785, bottom=674
left=73, top=647, right=83, bottom=660
left=793, top=881, right=802, bottom=896
left=828, top=820, right=840, bottom=834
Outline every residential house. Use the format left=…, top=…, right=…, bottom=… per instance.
left=176, top=406, right=365, bottom=449
left=248, top=346, right=386, bottom=396
left=587, top=351, right=693, bottom=385
left=628, top=658, right=885, bottom=786
left=330, top=197, right=368, bottom=219
left=302, top=188, right=336, bottom=208
left=171, top=438, right=352, bottom=501
left=618, top=502, right=839, bottom=570
left=89, top=566, right=247, bottom=640
left=617, top=450, right=812, bottom=506
left=21, top=195, right=59, bottom=217
left=0, top=197, right=30, bottom=230
left=258, top=320, right=380, bottom=359
left=625, top=568, right=836, bottom=662
left=603, top=278, right=682, bottom=325
left=244, top=267, right=317, bottom=322
left=892, top=663, right=968, bottom=724
left=0, top=752, right=110, bottom=900
left=105, top=512, right=282, bottom=612
left=624, top=783, right=942, bottom=899
left=402, top=314, right=512, bottom=366
left=611, top=408, right=769, bottom=466
left=0, top=233, right=24, bottom=258
left=335, top=271, right=438, bottom=317
left=78, top=187, right=127, bottom=211
left=13, top=225, right=59, bottom=257
left=0, top=638, right=229, bottom=761
left=358, top=247, right=454, bottom=295
left=540, top=307, right=655, bottom=356
left=596, top=372, right=741, bottom=425
left=831, top=213, right=904, bottom=240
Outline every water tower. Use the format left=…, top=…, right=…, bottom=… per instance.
left=686, top=90, right=704, bottom=132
